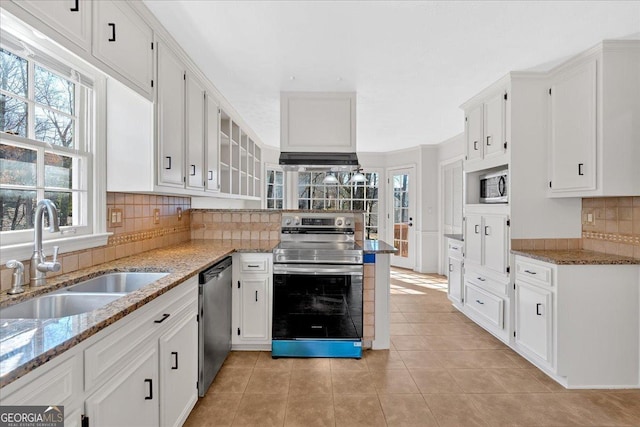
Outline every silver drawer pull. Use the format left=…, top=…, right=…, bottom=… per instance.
left=524, top=270, right=537, bottom=275
left=477, top=277, right=486, bottom=282
left=475, top=299, right=485, bottom=305
left=449, top=263, right=453, bottom=272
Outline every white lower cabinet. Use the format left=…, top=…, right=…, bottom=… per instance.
left=0, top=277, right=198, bottom=426
left=0, top=350, right=83, bottom=426
left=159, top=309, right=199, bottom=427
left=232, top=253, right=272, bottom=349
left=85, top=342, right=159, bottom=427
left=513, top=256, right=640, bottom=388
left=515, top=280, right=552, bottom=365
left=447, top=238, right=463, bottom=307
left=462, top=267, right=510, bottom=343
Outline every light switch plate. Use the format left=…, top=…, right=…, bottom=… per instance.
left=153, top=208, right=160, bottom=224
left=108, top=208, right=123, bottom=227
left=177, top=207, right=182, bottom=221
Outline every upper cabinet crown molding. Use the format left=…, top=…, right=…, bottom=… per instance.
left=280, top=92, right=357, bottom=153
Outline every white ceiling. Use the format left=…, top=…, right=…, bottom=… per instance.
left=143, top=1, right=640, bottom=152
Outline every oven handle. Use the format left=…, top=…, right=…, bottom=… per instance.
left=274, top=264, right=363, bottom=276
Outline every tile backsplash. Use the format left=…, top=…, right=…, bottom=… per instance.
left=511, top=197, right=640, bottom=260
left=1, top=193, right=191, bottom=291
left=582, top=196, right=640, bottom=259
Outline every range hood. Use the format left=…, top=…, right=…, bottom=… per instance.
left=280, top=92, right=358, bottom=171
left=279, top=151, right=359, bottom=172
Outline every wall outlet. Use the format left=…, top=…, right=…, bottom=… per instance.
left=177, top=207, right=182, bottom=221
left=153, top=208, right=161, bottom=224
left=108, top=208, right=123, bottom=227
left=587, top=213, right=593, bottom=223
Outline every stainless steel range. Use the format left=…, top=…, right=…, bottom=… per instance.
left=272, top=212, right=364, bottom=358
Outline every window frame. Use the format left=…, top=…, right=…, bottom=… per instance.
left=295, top=170, right=381, bottom=240
left=0, top=16, right=108, bottom=264
left=264, top=165, right=285, bottom=210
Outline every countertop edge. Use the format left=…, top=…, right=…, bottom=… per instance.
left=511, top=249, right=640, bottom=265
left=0, top=242, right=275, bottom=388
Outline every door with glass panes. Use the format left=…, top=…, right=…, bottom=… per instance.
left=388, top=167, right=415, bottom=269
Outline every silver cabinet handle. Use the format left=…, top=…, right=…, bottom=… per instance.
left=484, top=226, right=490, bottom=236
left=474, top=225, right=480, bottom=234
left=476, top=299, right=485, bottom=305
left=255, top=290, right=258, bottom=302
left=536, top=303, right=543, bottom=315
left=477, top=277, right=486, bottom=282
left=524, top=270, right=537, bottom=275
left=449, top=263, right=453, bottom=272
left=208, top=170, right=214, bottom=181
left=473, top=141, right=479, bottom=151
left=486, top=135, right=492, bottom=146
left=190, top=165, right=196, bottom=176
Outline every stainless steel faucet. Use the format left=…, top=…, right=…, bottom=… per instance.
left=30, top=199, right=62, bottom=287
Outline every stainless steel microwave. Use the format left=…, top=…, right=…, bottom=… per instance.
left=480, top=170, right=508, bottom=203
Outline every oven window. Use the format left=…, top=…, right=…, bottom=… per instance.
left=273, top=274, right=363, bottom=340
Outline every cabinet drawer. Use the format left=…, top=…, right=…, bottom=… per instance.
left=516, top=259, right=552, bottom=287
left=448, top=241, right=463, bottom=259
left=465, top=270, right=508, bottom=296
left=239, top=255, right=270, bottom=273
left=464, top=283, right=504, bottom=329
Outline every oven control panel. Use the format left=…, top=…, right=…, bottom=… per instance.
left=281, top=214, right=356, bottom=229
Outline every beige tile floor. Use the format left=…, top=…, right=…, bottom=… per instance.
left=185, top=268, right=640, bottom=426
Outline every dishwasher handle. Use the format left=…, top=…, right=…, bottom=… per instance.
left=199, top=257, right=232, bottom=284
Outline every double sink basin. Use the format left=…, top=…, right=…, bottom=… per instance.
left=0, top=272, right=168, bottom=320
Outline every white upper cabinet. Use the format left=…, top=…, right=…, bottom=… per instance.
left=12, top=0, right=91, bottom=51
left=465, top=105, right=484, bottom=162
left=185, top=72, right=206, bottom=190
left=205, top=94, right=220, bottom=193
left=93, top=0, right=153, bottom=98
left=463, top=89, right=508, bottom=171
left=548, top=41, right=640, bottom=197
left=281, top=92, right=356, bottom=153
left=549, top=59, right=597, bottom=193
left=156, top=42, right=185, bottom=188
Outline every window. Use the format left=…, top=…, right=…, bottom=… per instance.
left=265, top=168, right=284, bottom=209
left=297, top=171, right=379, bottom=239
left=0, top=27, right=97, bottom=251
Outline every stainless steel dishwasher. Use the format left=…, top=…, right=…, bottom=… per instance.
left=198, top=256, right=232, bottom=396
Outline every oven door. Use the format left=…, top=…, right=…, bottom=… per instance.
left=273, top=264, right=363, bottom=340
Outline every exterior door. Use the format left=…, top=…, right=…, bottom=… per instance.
left=389, top=167, right=415, bottom=269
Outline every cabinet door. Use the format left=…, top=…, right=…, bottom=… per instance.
left=483, top=92, right=505, bottom=158
left=483, top=214, right=508, bottom=276
left=93, top=0, right=153, bottom=96
left=1, top=353, right=83, bottom=424
left=186, top=73, right=205, bottom=190
left=549, top=60, right=597, bottom=192
left=448, top=257, right=463, bottom=304
left=85, top=343, right=159, bottom=427
left=157, top=43, right=185, bottom=187
left=464, top=213, right=483, bottom=266
left=159, top=312, right=198, bottom=427
left=205, top=94, right=220, bottom=192
left=13, top=0, right=91, bottom=51
left=239, top=277, right=270, bottom=341
left=515, top=282, right=553, bottom=365
left=465, top=105, right=483, bottom=161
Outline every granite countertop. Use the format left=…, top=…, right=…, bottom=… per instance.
left=0, top=240, right=276, bottom=388
left=363, top=239, right=397, bottom=254
left=444, top=233, right=464, bottom=241
left=512, top=249, right=640, bottom=265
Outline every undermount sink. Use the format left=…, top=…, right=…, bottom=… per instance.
left=0, top=293, right=124, bottom=319
left=64, top=272, right=169, bottom=294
